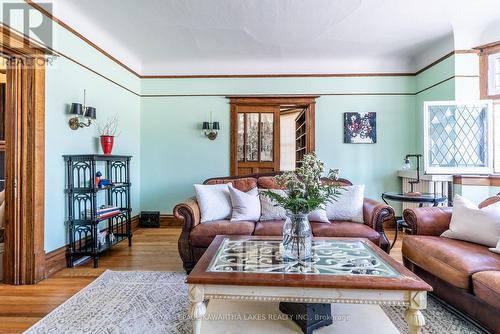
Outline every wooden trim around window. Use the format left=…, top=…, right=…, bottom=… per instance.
left=478, top=43, right=500, bottom=99
left=453, top=175, right=500, bottom=187
left=229, top=96, right=317, bottom=176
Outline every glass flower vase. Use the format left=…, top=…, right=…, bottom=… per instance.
left=282, top=213, right=313, bottom=261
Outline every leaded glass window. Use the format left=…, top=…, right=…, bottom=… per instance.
left=424, top=101, right=493, bottom=174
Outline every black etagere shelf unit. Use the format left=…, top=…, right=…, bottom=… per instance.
left=64, top=154, right=132, bottom=268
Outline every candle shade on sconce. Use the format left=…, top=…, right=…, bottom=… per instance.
left=202, top=113, right=220, bottom=140
left=68, top=89, right=97, bottom=130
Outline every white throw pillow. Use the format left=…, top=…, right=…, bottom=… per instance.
left=229, top=185, right=261, bottom=221
left=308, top=208, right=330, bottom=223
left=326, top=185, right=365, bottom=223
left=441, top=195, right=500, bottom=247
left=194, top=184, right=232, bottom=223
left=259, top=189, right=288, bottom=221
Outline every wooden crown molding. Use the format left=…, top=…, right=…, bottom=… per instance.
left=228, top=96, right=319, bottom=105
left=23, top=1, right=478, bottom=79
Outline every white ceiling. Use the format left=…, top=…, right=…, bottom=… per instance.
left=39, top=0, right=500, bottom=75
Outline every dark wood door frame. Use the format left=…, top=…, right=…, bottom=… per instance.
left=228, top=96, right=318, bottom=176
left=1, top=27, right=46, bottom=284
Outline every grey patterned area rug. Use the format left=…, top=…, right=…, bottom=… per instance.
left=25, top=271, right=191, bottom=334
left=25, top=271, right=486, bottom=334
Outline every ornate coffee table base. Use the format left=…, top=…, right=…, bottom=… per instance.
left=188, top=285, right=426, bottom=334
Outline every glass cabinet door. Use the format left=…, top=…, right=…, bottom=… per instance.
left=237, top=112, right=274, bottom=163
left=232, top=105, right=279, bottom=175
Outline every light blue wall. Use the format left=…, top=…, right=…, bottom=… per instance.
left=1, top=2, right=475, bottom=253
left=414, top=56, right=456, bottom=153
left=0, top=1, right=142, bottom=252
left=45, top=58, right=140, bottom=252
left=140, top=77, right=416, bottom=213
left=44, top=35, right=140, bottom=252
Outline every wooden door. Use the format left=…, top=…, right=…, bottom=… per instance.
left=230, top=105, right=280, bottom=176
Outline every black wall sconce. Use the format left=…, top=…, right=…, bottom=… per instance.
left=68, top=89, right=96, bottom=130
left=401, top=154, right=422, bottom=195
left=202, top=113, right=220, bottom=140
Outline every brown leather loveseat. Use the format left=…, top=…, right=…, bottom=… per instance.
left=402, top=195, right=500, bottom=333
left=174, top=173, right=395, bottom=273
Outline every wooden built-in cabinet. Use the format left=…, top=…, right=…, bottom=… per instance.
left=229, top=96, right=317, bottom=175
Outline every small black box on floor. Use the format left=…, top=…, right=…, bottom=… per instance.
left=279, top=302, right=333, bottom=334
left=140, top=211, right=160, bottom=228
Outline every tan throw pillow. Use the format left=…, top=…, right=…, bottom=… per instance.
left=259, top=189, right=287, bottom=221
left=441, top=195, right=500, bottom=247
left=326, top=185, right=365, bottom=223
left=229, top=185, right=261, bottom=222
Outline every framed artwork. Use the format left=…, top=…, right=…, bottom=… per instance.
left=344, top=112, right=377, bottom=144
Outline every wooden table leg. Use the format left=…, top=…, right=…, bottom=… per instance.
left=404, top=291, right=426, bottom=334
left=189, top=285, right=206, bottom=334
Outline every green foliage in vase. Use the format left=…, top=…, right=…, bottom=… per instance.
left=263, top=153, right=342, bottom=214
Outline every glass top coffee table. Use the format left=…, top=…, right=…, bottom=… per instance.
left=187, top=236, right=431, bottom=334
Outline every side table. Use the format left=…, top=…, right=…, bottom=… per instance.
left=381, top=192, right=447, bottom=249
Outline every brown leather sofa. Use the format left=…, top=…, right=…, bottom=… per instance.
left=174, top=173, right=395, bottom=273
left=402, top=196, right=500, bottom=333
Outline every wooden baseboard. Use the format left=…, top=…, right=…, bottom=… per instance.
left=43, top=215, right=140, bottom=278
left=160, top=214, right=182, bottom=227
left=44, top=245, right=67, bottom=278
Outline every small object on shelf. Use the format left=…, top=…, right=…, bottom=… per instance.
left=98, top=178, right=112, bottom=188
left=109, top=232, right=115, bottom=243
left=97, top=115, right=120, bottom=155
left=97, top=230, right=107, bottom=248
left=140, top=211, right=160, bottom=228
left=95, top=171, right=102, bottom=187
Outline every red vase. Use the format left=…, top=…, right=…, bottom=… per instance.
left=100, top=135, right=114, bottom=155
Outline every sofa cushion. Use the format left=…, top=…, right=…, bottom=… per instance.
left=205, top=177, right=257, bottom=192
left=441, top=195, right=500, bottom=247
left=257, top=176, right=285, bottom=189
left=403, top=236, right=500, bottom=290
left=190, top=220, right=255, bottom=247
left=254, top=220, right=285, bottom=236
left=472, top=271, right=500, bottom=309
left=311, top=221, right=380, bottom=245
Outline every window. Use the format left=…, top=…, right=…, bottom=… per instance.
left=423, top=101, right=493, bottom=174
left=488, top=53, right=500, bottom=97
left=495, top=101, right=500, bottom=172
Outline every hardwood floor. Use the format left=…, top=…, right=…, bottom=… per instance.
left=0, top=227, right=403, bottom=333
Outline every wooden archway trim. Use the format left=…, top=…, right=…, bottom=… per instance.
left=1, top=26, right=46, bottom=284
left=228, top=96, right=317, bottom=176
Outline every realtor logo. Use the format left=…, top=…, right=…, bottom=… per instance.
left=2, top=2, right=53, bottom=51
